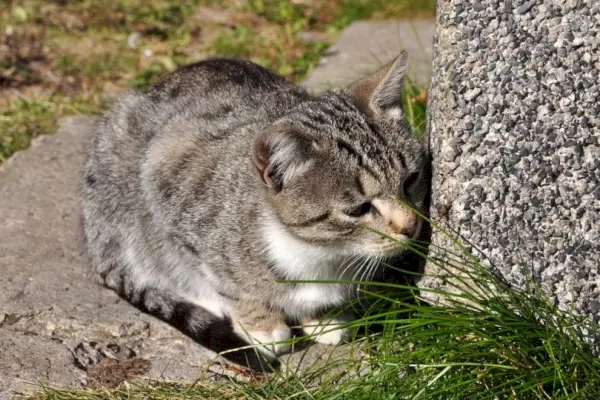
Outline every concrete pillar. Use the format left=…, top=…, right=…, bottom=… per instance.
left=425, top=0, right=600, bottom=316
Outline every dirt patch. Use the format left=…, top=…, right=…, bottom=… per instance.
left=87, top=358, right=152, bottom=389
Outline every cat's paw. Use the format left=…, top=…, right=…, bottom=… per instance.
left=244, top=327, right=292, bottom=358
left=312, top=325, right=349, bottom=346
left=302, top=314, right=353, bottom=346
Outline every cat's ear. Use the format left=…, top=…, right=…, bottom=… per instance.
left=252, top=126, right=314, bottom=192
left=345, top=51, right=409, bottom=121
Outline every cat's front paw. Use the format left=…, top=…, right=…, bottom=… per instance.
left=244, top=327, right=292, bottom=359
left=231, top=305, right=292, bottom=360
left=312, top=325, right=349, bottom=346
left=302, top=314, right=353, bottom=346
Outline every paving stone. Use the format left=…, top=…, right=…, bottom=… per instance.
left=303, top=19, right=435, bottom=93
left=0, top=117, right=218, bottom=398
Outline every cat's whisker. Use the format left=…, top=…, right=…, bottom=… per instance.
left=364, top=258, right=376, bottom=283
left=349, top=257, right=368, bottom=301
left=365, top=256, right=380, bottom=287
left=357, top=258, right=376, bottom=291
left=348, top=258, right=361, bottom=282
left=359, top=262, right=374, bottom=306
left=338, top=254, right=363, bottom=282
left=343, top=255, right=370, bottom=314
left=338, top=254, right=357, bottom=276
left=362, top=257, right=383, bottom=308
left=357, top=257, right=378, bottom=308
left=351, top=258, right=368, bottom=309
left=351, top=257, right=370, bottom=286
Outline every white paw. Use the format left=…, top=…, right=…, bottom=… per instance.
left=244, top=327, right=292, bottom=358
left=313, top=326, right=349, bottom=345
left=302, top=316, right=351, bottom=346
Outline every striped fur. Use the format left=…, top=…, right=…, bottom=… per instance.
left=82, top=55, right=428, bottom=366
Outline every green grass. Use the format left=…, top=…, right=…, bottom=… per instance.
left=403, top=80, right=428, bottom=140
left=209, top=25, right=329, bottom=81
left=0, top=0, right=436, bottom=162
left=0, top=96, right=98, bottom=162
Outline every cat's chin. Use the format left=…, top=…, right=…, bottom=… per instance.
left=372, top=247, right=411, bottom=259
left=365, top=246, right=408, bottom=261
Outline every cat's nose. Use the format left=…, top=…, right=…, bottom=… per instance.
left=400, top=220, right=419, bottom=238
left=389, top=209, right=419, bottom=238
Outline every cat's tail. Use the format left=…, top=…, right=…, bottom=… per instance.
left=107, top=272, right=277, bottom=370
left=126, top=285, right=220, bottom=341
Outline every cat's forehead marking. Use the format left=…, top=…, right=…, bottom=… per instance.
left=357, top=168, right=381, bottom=198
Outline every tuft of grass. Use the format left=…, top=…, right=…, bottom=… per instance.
left=328, top=240, right=600, bottom=399
left=403, top=80, right=428, bottom=140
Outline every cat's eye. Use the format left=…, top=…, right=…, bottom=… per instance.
left=403, top=172, right=420, bottom=194
left=346, top=202, right=373, bottom=217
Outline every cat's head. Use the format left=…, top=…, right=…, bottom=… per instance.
left=253, top=51, right=428, bottom=259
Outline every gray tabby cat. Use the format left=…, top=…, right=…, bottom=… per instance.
left=82, top=51, right=427, bottom=363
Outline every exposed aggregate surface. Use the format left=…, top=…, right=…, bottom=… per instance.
left=426, top=0, right=600, bottom=317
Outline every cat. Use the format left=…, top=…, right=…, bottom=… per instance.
left=82, top=51, right=428, bottom=365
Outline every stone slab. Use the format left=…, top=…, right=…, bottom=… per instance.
left=0, top=116, right=220, bottom=398
left=303, top=19, right=435, bottom=93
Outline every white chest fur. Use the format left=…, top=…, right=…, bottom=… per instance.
left=262, top=216, right=358, bottom=318
left=283, top=283, right=349, bottom=319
